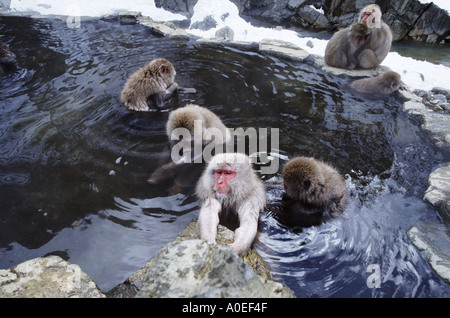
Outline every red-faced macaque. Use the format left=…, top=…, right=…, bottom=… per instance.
left=324, top=22, right=369, bottom=70
left=356, top=4, right=393, bottom=69
left=324, top=4, right=392, bottom=70
left=0, top=42, right=17, bottom=77
left=347, top=71, right=402, bottom=97
left=120, top=58, right=196, bottom=111
left=281, top=157, right=347, bottom=224
left=196, top=153, right=266, bottom=255
left=147, top=104, right=230, bottom=188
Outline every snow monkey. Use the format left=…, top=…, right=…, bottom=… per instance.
left=325, top=4, right=392, bottom=70
left=282, top=157, right=347, bottom=218
left=120, top=58, right=196, bottom=111
left=324, top=22, right=369, bottom=70
left=347, top=71, right=402, bottom=97
left=196, top=153, right=266, bottom=255
left=147, top=104, right=231, bottom=186
left=0, top=42, right=17, bottom=77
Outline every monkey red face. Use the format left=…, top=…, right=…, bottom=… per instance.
left=214, top=168, right=236, bottom=194
left=361, top=12, right=371, bottom=24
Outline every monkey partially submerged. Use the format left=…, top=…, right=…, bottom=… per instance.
left=120, top=58, right=196, bottom=111
left=0, top=42, right=17, bottom=78
left=196, top=153, right=266, bottom=255
left=279, top=157, right=347, bottom=227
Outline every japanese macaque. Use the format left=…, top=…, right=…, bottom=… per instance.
left=324, top=23, right=369, bottom=70
left=324, top=4, right=392, bottom=70
left=196, top=153, right=266, bottom=255
left=0, top=42, right=17, bottom=77
left=120, top=58, right=195, bottom=111
left=147, top=104, right=231, bottom=188
left=347, top=71, right=402, bottom=97
left=281, top=157, right=346, bottom=225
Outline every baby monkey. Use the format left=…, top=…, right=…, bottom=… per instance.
left=120, top=58, right=195, bottom=111
left=347, top=71, right=402, bottom=98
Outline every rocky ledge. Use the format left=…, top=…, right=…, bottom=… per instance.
left=0, top=222, right=295, bottom=298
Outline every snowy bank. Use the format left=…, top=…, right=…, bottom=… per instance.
left=7, top=0, right=450, bottom=92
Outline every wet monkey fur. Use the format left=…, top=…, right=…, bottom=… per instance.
left=120, top=58, right=195, bottom=111
left=196, top=153, right=266, bottom=255
left=282, top=157, right=347, bottom=220
left=346, top=71, right=402, bottom=98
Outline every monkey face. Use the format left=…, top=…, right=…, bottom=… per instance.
left=213, top=168, right=236, bottom=194
left=359, top=5, right=381, bottom=28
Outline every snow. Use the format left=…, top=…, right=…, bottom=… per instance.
left=8, top=0, right=450, bottom=91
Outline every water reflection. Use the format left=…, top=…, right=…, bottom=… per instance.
left=0, top=16, right=449, bottom=296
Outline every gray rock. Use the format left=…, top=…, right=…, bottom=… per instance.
left=424, top=163, right=450, bottom=207
left=259, top=39, right=309, bottom=61
left=215, top=26, right=234, bottom=41
left=135, top=239, right=295, bottom=298
left=119, top=11, right=141, bottom=25
left=0, top=256, right=105, bottom=298
left=190, top=15, right=217, bottom=31
left=407, top=222, right=450, bottom=284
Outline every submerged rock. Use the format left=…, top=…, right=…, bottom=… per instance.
left=0, top=256, right=105, bottom=298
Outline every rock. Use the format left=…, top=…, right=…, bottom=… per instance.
left=154, top=0, right=198, bottom=19
left=424, top=164, right=450, bottom=223
left=135, top=239, right=295, bottom=298
left=259, top=38, right=309, bottom=61
left=407, top=222, right=450, bottom=284
left=119, top=11, right=141, bottom=25
left=215, top=26, right=234, bottom=41
left=0, top=256, right=105, bottom=298
left=107, top=221, right=278, bottom=297
left=190, top=15, right=218, bottom=31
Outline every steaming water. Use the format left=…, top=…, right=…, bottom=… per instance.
left=0, top=16, right=449, bottom=297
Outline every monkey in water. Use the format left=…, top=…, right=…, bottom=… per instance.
left=346, top=71, right=402, bottom=98
left=196, top=153, right=266, bottom=255
left=0, top=42, right=17, bottom=78
left=280, top=157, right=347, bottom=226
left=147, top=104, right=231, bottom=188
left=120, top=58, right=196, bottom=111
left=325, top=23, right=369, bottom=70
left=325, top=4, right=392, bottom=70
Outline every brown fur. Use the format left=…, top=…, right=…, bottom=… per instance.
left=349, top=71, right=401, bottom=96
left=325, top=22, right=369, bottom=70
left=166, top=104, right=230, bottom=147
left=282, top=156, right=347, bottom=214
left=0, top=42, right=17, bottom=76
left=120, top=58, right=176, bottom=111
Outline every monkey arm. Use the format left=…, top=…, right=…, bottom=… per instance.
left=152, top=82, right=179, bottom=109
left=196, top=198, right=221, bottom=244
left=177, top=87, right=197, bottom=94
left=229, top=203, right=259, bottom=255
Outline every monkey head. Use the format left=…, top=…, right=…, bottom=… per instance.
left=0, top=42, right=17, bottom=73
left=383, top=71, right=401, bottom=91
left=197, top=153, right=256, bottom=203
left=358, top=4, right=382, bottom=29
left=282, top=157, right=323, bottom=203
left=145, top=58, right=176, bottom=86
left=350, top=22, right=369, bottom=44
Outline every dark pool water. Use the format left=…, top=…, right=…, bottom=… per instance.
left=0, top=16, right=449, bottom=297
